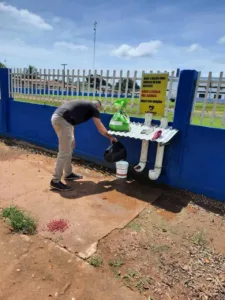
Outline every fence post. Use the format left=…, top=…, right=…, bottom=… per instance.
left=173, top=70, right=198, bottom=130
left=168, top=70, right=198, bottom=185
left=0, top=68, right=11, bottom=133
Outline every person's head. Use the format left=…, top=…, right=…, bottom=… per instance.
left=93, top=100, right=102, bottom=111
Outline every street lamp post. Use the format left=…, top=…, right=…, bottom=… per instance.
left=61, top=63, right=67, bottom=89
left=93, top=21, right=97, bottom=72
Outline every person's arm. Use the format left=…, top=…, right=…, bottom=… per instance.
left=93, top=117, right=117, bottom=143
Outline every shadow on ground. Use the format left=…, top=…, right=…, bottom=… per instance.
left=59, top=179, right=160, bottom=202
left=58, top=179, right=190, bottom=214
left=59, top=178, right=225, bottom=216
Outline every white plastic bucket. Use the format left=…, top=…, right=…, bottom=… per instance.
left=116, top=161, right=129, bottom=179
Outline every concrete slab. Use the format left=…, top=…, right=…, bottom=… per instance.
left=0, top=220, right=144, bottom=300
left=0, top=143, right=162, bottom=257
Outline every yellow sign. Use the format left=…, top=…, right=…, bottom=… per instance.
left=140, top=73, right=169, bottom=116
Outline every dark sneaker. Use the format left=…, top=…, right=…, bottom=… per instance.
left=50, top=180, right=72, bottom=191
left=64, top=173, right=83, bottom=181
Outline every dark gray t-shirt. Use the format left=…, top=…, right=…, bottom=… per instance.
left=55, top=100, right=100, bottom=126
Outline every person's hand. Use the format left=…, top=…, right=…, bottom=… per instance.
left=109, top=136, right=117, bottom=143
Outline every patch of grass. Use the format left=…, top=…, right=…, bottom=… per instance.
left=123, top=274, right=132, bottom=287
left=122, top=269, right=137, bottom=287
left=122, top=271, right=154, bottom=293
left=135, top=277, right=152, bottom=293
left=108, top=258, right=124, bottom=268
left=193, top=229, right=208, bottom=247
left=2, top=206, right=37, bottom=234
left=88, top=256, right=103, bottom=267
left=113, top=269, right=121, bottom=279
left=14, top=97, right=142, bottom=118
left=127, top=270, right=137, bottom=278
left=128, top=221, right=141, bottom=232
left=109, top=258, right=124, bottom=279
left=150, top=244, right=171, bottom=253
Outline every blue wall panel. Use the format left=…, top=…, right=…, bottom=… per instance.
left=0, top=100, right=2, bottom=133
left=179, top=125, right=225, bottom=200
left=8, top=100, right=57, bottom=149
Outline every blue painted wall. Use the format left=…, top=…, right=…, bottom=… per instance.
left=179, top=125, right=225, bottom=200
left=0, top=99, right=2, bottom=133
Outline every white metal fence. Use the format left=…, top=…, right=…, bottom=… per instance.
left=9, top=68, right=178, bottom=118
left=191, top=72, right=225, bottom=128
left=8, top=69, right=225, bottom=127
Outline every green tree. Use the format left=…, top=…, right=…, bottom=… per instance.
left=0, top=62, right=7, bottom=68
left=25, top=65, right=39, bottom=79
left=114, top=78, right=140, bottom=92
left=86, top=74, right=107, bottom=89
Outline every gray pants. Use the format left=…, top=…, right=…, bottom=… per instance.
left=51, top=113, right=75, bottom=183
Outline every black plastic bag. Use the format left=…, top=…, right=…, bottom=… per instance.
left=104, top=141, right=127, bottom=163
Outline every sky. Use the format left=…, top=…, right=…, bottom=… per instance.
left=0, top=0, right=225, bottom=75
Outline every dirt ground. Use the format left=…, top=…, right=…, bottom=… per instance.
left=0, top=139, right=225, bottom=300
left=97, top=196, right=225, bottom=300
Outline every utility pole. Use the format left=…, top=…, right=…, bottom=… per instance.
left=93, top=21, right=97, bottom=72
left=61, top=63, right=67, bottom=88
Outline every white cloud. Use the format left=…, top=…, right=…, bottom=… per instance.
left=186, top=43, right=201, bottom=52
left=0, top=2, right=53, bottom=30
left=218, top=35, right=225, bottom=44
left=54, top=41, right=88, bottom=51
left=0, top=39, right=93, bottom=69
left=111, top=40, right=162, bottom=58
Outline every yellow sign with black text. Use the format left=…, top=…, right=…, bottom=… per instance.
left=140, top=73, right=169, bottom=116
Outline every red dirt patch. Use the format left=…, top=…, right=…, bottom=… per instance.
left=44, top=219, right=70, bottom=233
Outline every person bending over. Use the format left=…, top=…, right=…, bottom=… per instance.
left=50, top=99, right=117, bottom=191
